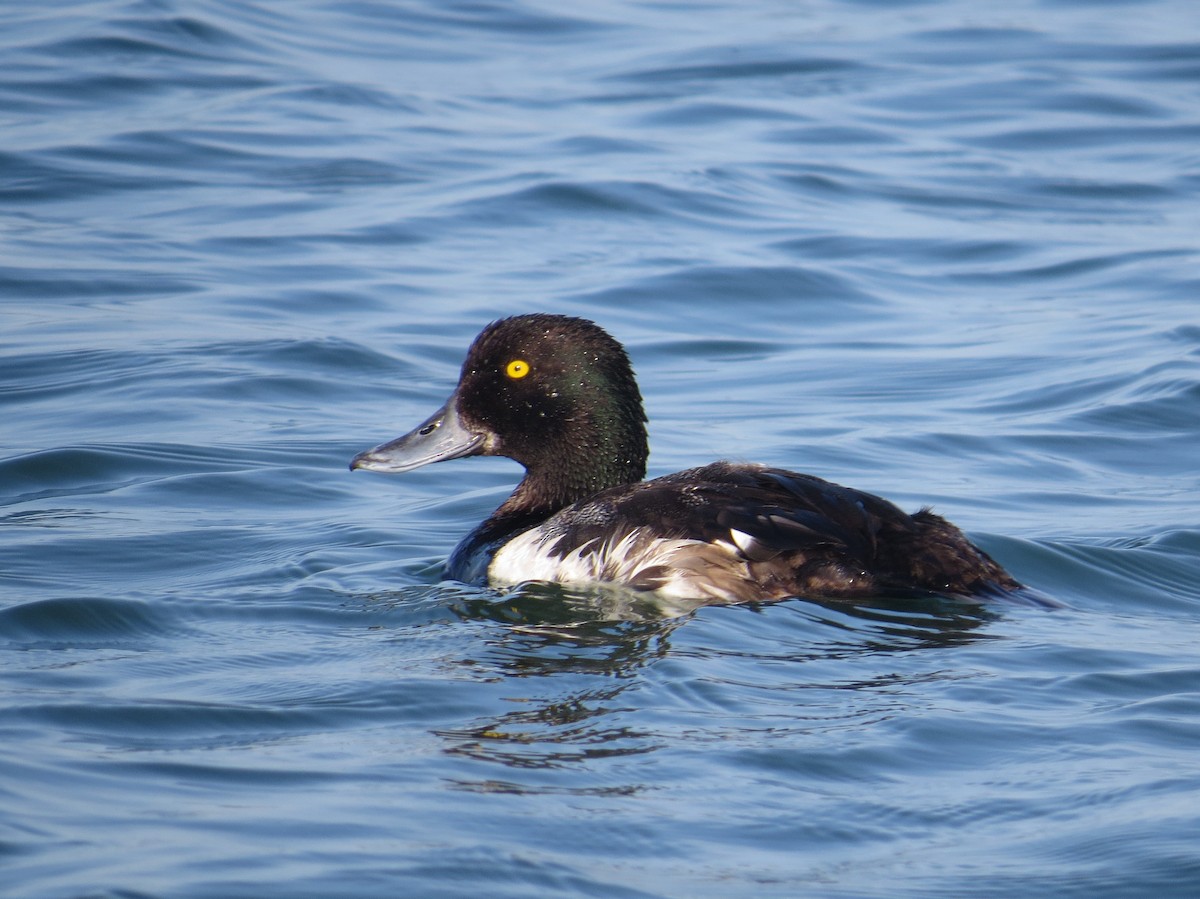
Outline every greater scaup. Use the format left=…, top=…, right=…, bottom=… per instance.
left=351, top=314, right=1020, bottom=603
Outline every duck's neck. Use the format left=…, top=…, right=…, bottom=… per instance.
left=449, top=444, right=646, bottom=585
left=497, top=404, right=649, bottom=520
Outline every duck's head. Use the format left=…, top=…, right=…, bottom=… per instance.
left=351, top=314, right=649, bottom=512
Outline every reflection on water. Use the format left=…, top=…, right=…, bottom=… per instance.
left=436, top=584, right=683, bottom=774
left=430, top=583, right=1002, bottom=775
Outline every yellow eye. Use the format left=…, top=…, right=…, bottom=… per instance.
left=505, top=359, right=530, bottom=379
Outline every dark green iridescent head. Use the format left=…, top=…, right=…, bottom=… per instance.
left=351, top=314, right=648, bottom=514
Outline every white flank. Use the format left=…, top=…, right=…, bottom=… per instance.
left=488, top=525, right=746, bottom=601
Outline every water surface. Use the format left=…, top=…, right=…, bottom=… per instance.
left=3, top=1, right=1200, bottom=896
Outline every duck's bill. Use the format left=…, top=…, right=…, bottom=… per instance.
left=350, top=396, right=486, bottom=473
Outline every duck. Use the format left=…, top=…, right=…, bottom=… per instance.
left=350, top=313, right=1021, bottom=603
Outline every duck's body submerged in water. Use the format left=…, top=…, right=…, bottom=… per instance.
left=351, top=314, right=1020, bottom=604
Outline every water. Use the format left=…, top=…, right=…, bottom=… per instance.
left=3, top=0, right=1199, bottom=896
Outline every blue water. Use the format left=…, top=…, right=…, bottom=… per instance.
left=3, top=1, right=1200, bottom=896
